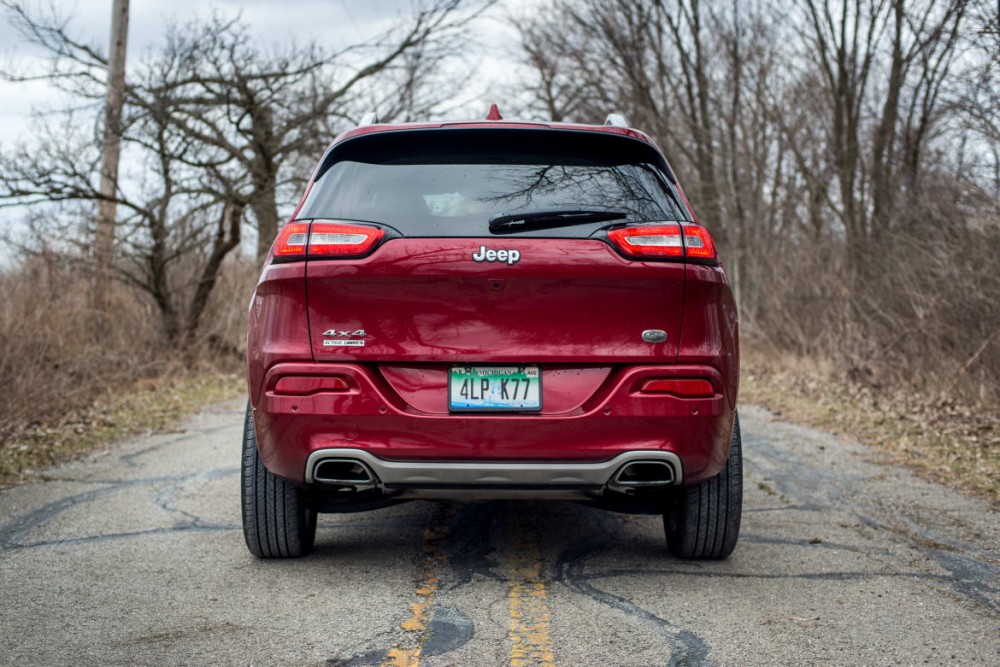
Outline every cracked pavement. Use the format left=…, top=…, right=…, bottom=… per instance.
left=0, top=399, right=997, bottom=666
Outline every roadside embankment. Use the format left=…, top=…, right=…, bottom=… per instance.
left=742, top=348, right=999, bottom=505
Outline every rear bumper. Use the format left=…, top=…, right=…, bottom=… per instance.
left=306, top=448, right=681, bottom=501
left=306, top=447, right=682, bottom=485
left=252, top=362, right=735, bottom=486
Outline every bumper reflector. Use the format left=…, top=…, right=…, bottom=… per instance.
left=640, top=378, right=714, bottom=397
left=274, top=376, right=350, bottom=395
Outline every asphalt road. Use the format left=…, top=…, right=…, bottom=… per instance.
left=1, top=399, right=997, bottom=666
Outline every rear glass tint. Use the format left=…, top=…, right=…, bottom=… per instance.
left=297, top=129, right=689, bottom=237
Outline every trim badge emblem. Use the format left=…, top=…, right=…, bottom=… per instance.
left=642, top=329, right=667, bottom=343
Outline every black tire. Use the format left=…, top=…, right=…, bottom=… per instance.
left=663, top=412, right=742, bottom=559
left=241, top=402, right=316, bottom=558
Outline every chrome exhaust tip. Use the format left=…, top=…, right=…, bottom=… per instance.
left=608, top=460, right=676, bottom=492
left=312, top=459, right=378, bottom=491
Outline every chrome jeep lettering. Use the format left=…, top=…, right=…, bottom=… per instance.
left=472, top=246, right=520, bottom=265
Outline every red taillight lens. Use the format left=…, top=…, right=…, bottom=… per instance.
left=607, top=223, right=717, bottom=262
left=607, top=224, right=683, bottom=258
left=682, top=224, right=717, bottom=260
left=273, top=222, right=309, bottom=258
left=274, top=376, right=351, bottom=395
left=308, top=221, right=384, bottom=257
left=272, top=221, right=384, bottom=261
left=640, top=378, right=715, bottom=397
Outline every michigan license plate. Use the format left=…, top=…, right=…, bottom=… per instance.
left=449, top=366, right=541, bottom=412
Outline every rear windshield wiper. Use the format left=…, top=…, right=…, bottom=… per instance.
left=488, top=209, right=628, bottom=234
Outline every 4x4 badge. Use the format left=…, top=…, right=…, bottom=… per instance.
left=322, top=329, right=366, bottom=337
left=321, top=329, right=366, bottom=347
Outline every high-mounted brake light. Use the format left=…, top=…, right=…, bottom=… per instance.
left=607, top=224, right=683, bottom=258
left=273, top=222, right=309, bottom=258
left=308, top=221, right=384, bottom=257
left=640, top=379, right=715, bottom=398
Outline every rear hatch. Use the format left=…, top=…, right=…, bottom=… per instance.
left=295, top=128, right=692, bottom=411
left=305, top=238, right=684, bottom=362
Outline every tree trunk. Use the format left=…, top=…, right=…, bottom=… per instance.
left=249, top=104, right=279, bottom=261
left=93, top=0, right=130, bottom=317
left=251, top=184, right=278, bottom=261
left=184, top=201, right=244, bottom=345
left=870, top=0, right=904, bottom=246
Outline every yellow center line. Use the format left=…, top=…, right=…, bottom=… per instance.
left=383, top=505, right=451, bottom=667
left=507, top=515, right=556, bottom=667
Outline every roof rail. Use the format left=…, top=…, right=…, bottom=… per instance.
left=604, top=113, right=629, bottom=128
left=358, top=112, right=379, bottom=127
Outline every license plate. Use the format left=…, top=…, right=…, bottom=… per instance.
left=449, top=366, right=541, bottom=412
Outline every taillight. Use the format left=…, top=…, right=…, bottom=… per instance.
left=274, top=376, right=351, bottom=395
left=607, top=223, right=717, bottom=262
left=273, top=222, right=309, bottom=258
left=308, top=221, right=384, bottom=257
left=272, top=221, right=384, bottom=261
left=682, top=225, right=716, bottom=260
left=607, top=224, right=683, bottom=258
left=640, top=378, right=715, bottom=398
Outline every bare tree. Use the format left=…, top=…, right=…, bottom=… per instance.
left=1, top=1, right=490, bottom=259
left=0, top=2, right=489, bottom=345
left=0, top=85, right=241, bottom=346
left=143, top=3, right=484, bottom=259
left=795, top=0, right=969, bottom=270
left=513, top=4, right=589, bottom=122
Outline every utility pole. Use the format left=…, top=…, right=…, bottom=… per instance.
left=93, top=0, right=129, bottom=318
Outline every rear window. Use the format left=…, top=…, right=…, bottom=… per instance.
left=296, top=129, right=689, bottom=237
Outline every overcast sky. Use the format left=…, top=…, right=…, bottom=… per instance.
left=0, top=0, right=538, bottom=149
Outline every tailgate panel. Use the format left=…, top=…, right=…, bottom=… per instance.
left=306, top=238, right=684, bottom=363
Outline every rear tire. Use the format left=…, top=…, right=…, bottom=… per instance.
left=663, top=412, right=742, bottom=559
left=241, top=402, right=316, bottom=558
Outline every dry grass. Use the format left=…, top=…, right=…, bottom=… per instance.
left=0, top=253, right=253, bottom=486
left=736, top=224, right=1000, bottom=409
left=0, top=371, right=244, bottom=485
left=742, top=347, right=1000, bottom=506
left=736, top=222, right=1000, bottom=506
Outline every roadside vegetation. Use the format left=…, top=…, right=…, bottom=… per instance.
left=743, top=347, right=999, bottom=505
left=0, top=0, right=997, bottom=497
left=0, top=371, right=243, bottom=485
left=0, top=258, right=250, bottom=485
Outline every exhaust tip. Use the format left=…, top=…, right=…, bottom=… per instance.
left=609, top=461, right=675, bottom=491
left=313, top=459, right=377, bottom=490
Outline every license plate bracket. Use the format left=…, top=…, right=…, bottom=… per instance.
left=448, top=366, right=542, bottom=412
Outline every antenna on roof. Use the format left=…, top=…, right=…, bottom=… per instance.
left=486, top=103, right=503, bottom=121
left=604, top=113, right=629, bottom=128
left=358, top=112, right=379, bottom=127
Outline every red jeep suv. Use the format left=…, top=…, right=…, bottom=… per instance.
left=242, top=110, right=741, bottom=560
